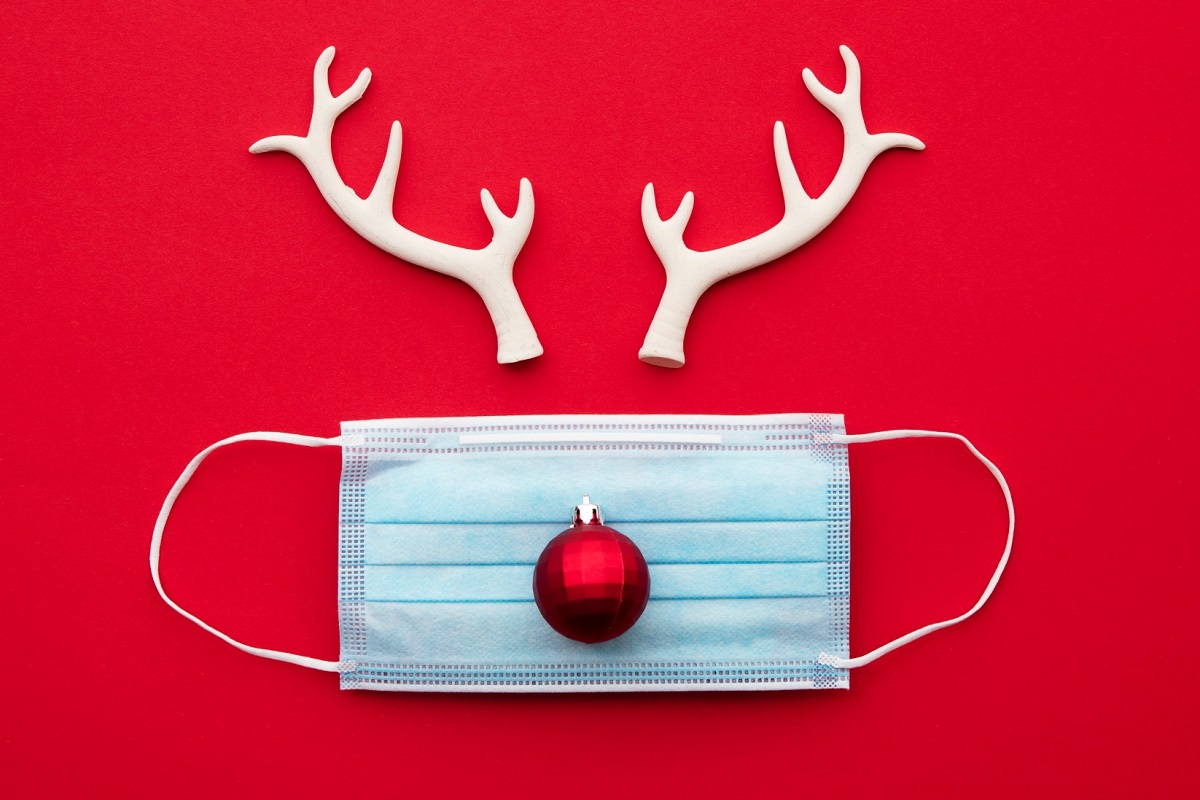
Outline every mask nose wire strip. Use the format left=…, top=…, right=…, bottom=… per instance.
left=817, top=429, right=1014, bottom=670
left=149, top=432, right=345, bottom=672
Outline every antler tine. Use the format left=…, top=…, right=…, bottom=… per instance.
left=366, top=121, right=402, bottom=213
left=638, top=46, right=923, bottom=368
left=772, top=121, right=808, bottom=213
left=252, top=47, right=542, bottom=364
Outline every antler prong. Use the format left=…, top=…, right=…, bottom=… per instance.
left=479, top=187, right=504, bottom=228
left=312, top=46, right=335, bottom=98
left=336, top=68, right=372, bottom=111
left=366, top=121, right=402, bottom=213
left=247, top=134, right=305, bottom=156
left=772, top=121, right=808, bottom=211
left=252, top=47, right=542, bottom=363
left=875, top=132, right=926, bottom=152
left=838, top=44, right=862, bottom=100
left=801, top=67, right=841, bottom=111
left=666, top=190, right=696, bottom=233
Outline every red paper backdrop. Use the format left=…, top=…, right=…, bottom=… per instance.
left=2, top=1, right=1197, bottom=796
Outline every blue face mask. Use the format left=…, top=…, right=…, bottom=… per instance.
left=151, top=414, right=1013, bottom=692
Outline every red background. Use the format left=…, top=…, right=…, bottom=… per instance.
left=3, top=1, right=1197, bottom=796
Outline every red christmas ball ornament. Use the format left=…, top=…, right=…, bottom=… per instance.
left=533, top=495, right=650, bottom=643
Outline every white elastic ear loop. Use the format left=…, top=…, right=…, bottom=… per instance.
left=817, top=429, right=1014, bottom=669
left=149, top=432, right=345, bottom=672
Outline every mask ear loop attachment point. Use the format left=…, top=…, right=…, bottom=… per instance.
left=817, top=429, right=1015, bottom=670
left=149, top=432, right=346, bottom=673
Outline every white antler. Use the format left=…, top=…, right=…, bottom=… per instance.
left=639, top=45, right=924, bottom=368
left=250, top=47, right=542, bottom=364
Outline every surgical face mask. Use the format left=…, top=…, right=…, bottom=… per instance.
left=150, top=414, right=1013, bottom=692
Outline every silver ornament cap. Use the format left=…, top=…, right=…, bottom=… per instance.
left=572, top=494, right=603, bottom=526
